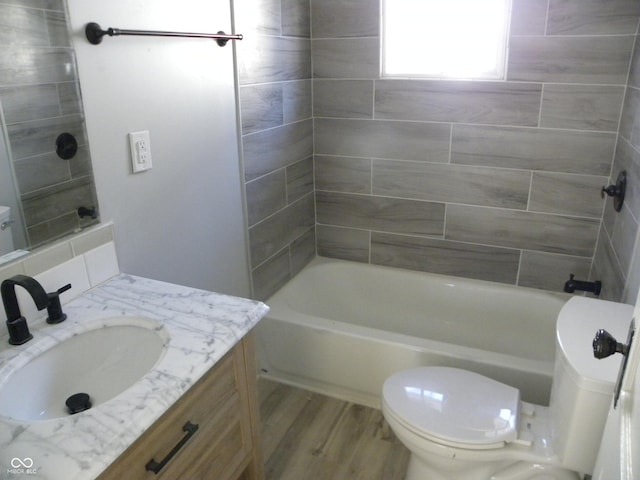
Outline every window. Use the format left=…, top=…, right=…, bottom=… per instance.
left=382, top=0, right=512, bottom=80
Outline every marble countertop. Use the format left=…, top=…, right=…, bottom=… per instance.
left=0, top=274, right=269, bottom=480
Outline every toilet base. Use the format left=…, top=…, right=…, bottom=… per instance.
left=406, top=452, right=509, bottom=480
left=406, top=453, right=581, bottom=480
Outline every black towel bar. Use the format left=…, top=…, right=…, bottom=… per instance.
left=85, top=22, right=243, bottom=47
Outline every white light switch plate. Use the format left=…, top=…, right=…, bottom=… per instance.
left=129, top=130, right=153, bottom=173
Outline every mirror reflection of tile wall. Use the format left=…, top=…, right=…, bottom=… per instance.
left=0, top=1, right=98, bottom=249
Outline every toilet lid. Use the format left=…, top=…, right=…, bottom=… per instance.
left=383, top=367, right=520, bottom=448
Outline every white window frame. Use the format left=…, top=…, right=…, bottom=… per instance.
left=381, top=0, right=512, bottom=81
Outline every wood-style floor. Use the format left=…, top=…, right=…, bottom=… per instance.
left=258, top=379, right=410, bottom=480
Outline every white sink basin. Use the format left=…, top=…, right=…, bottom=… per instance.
left=0, top=317, right=168, bottom=421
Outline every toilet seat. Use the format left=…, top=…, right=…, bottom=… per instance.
left=382, top=366, right=520, bottom=450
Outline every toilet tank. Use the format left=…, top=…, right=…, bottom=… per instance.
left=549, top=296, right=633, bottom=475
left=0, top=206, right=14, bottom=256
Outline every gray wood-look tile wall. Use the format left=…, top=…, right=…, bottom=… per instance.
left=0, top=1, right=98, bottom=248
left=236, top=0, right=315, bottom=300
left=595, top=32, right=640, bottom=303
left=238, top=0, right=640, bottom=301
left=312, top=0, right=639, bottom=296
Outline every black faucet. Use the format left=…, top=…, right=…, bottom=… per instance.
left=1, top=275, right=72, bottom=345
left=564, top=274, right=602, bottom=296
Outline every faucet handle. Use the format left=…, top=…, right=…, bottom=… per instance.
left=46, top=283, right=71, bottom=324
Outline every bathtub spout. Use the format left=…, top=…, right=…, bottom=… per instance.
left=564, top=274, right=601, bottom=296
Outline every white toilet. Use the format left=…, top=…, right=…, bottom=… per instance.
left=381, top=296, right=633, bottom=480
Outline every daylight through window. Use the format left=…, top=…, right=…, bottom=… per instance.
left=382, top=0, right=512, bottom=80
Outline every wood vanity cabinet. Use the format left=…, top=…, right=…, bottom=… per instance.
left=97, top=332, right=264, bottom=480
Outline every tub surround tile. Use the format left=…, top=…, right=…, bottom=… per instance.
left=510, top=0, right=548, bottom=35
left=451, top=125, right=615, bottom=175
left=241, top=81, right=312, bottom=134
left=312, top=38, right=379, bottom=79
left=3, top=0, right=65, bottom=10
left=0, top=46, right=77, bottom=85
left=311, top=0, right=379, bottom=38
left=238, top=0, right=639, bottom=298
left=21, top=176, right=96, bottom=227
left=249, top=193, right=315, bottom=268
left=7, top=114, right=88, bottom=160
left=57, top=82, right=82, bottom=115
left=619, top=87, right=640, bottom=151
left=370, top=232, right=520, bottom=284
left=375, top=80, right=542, bottom=126
left=315, top=118, right=451, bottom=162
left=446, top=205, right=600, bottom=257
left=240, top=84, right=284, bottom=135
left=518, top=251, right=592, bottom=291
left=317, top=224, right=370, bottom=263
left=507, top=35, right=634, bottom=85
left=611, top=205, right=639, bottom=276
left=0, top=84, right=60, bottom=124
left=243, top=119, right=313, bottom=181
left=372, top=160, right=531, bottom=209
left=284, top=80, right=312, bottom=124
left=314, top=79, right=374, bottom=118
left=287, top=156, right=314, bottom=203
left=251, top=226, right=316, bottom=301
left=540, top=84, right=625, bottom=132
left=547, top=0, right=640, bottom=35
left=315, top=155, right=371, bottom=194
left=529, top=172, right=607, bottom=218
left=13, top=151, right=75, bottom=194
left=593, top=228, right=626, bottom=301
left=27, top=212, right=82, bottom=249
left=283, top=0, right=311, bottom=37
left=13, top=144, right=90, bottom=194
left=289, top=226, right=317, bottom=275
left=236, top=0, right=315, bottom=299
left=0, top=2, right=97, bottom=250
left=246, top=170, right=287, bottom=226
left=238, top=35, right=311, bottom=85
left=252, top=247, right=291, bottom=301
left=610, top=139, right=640, bottom=224
left=68, top=144, right=93, bottom=179
left=0, top=5, right=49, bottom=46
left=44, top=10, right=70, bottom=47
left=629, top=36, right=640, bottom=89
left=316, top=191, right=445, bottom=237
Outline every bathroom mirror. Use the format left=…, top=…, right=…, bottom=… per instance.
left=0, top=1, right=99, bottom=264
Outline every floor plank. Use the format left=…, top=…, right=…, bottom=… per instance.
left=259, top=379, right=410, bottom=480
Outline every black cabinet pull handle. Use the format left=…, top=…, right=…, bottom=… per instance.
left=145, top=421, right=199, bottom=474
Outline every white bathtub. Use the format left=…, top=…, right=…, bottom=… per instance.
left=255, top=257, right=569, bottom=407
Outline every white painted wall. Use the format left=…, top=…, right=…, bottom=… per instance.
left=65, top=0, right=250, bottom=297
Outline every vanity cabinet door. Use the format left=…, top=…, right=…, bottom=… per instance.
left=97, top=334, right=263, bottom=480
